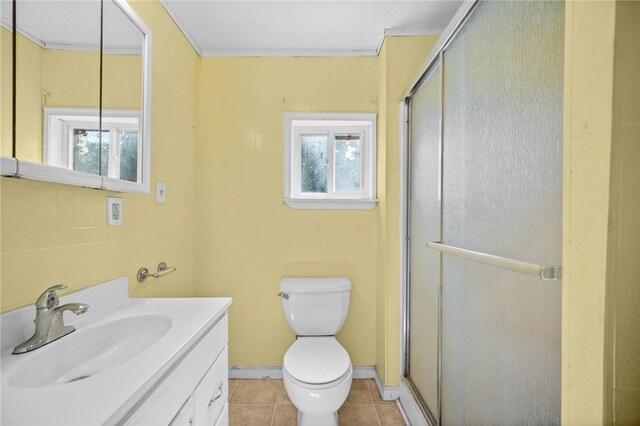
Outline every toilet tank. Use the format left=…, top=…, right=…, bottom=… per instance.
left=280, top=277, right=351, bottom=336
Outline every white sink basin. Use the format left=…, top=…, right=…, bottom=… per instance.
left=9, top=314, right=172, bottom=388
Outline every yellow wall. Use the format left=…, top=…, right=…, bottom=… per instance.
left=102, top=53, right=142, bottom=110
left=563, top=3, right=640, bottom=423
left=605, top=0, right=640, bottom=423
left=562, top=1, right=613, bottom=422
left=41, top=50, right=101, bottom=109
left=1, top=27, right=12, bottom=157
left=0, top=0, right=200, bottom=312
left=197, top=56, right=379, bottom=367
left=376, top=36, right=438, bottom=385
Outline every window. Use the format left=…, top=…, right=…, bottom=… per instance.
left=43, top=108, right=141, bottom=182
left=284, top=112, right=377, bottom=210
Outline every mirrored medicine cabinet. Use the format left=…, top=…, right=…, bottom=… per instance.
left=1, top=0, right=151, bottom=193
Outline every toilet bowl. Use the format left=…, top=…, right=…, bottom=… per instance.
left=279, top=278, right=352, bottom=426
left=283, top=337, right=353, bottom=425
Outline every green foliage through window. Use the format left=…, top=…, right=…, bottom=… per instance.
left=73, top=129, right=109, bottom=177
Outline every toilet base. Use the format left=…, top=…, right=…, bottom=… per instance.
left=283, top=363, right=352, bottom=426
left=298, top=411, right=338, bottom=426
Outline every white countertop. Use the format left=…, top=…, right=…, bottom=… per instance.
left=0, top=278, right=231, bottom=425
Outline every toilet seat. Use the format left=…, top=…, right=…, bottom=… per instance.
left=283, top=337, right=351, bottom=385
left=283, top=364, right=352, bottom=390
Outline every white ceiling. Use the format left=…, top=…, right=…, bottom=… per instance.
left=1, top=0, right=144, bottom=54
left=160, top=0, right=463, bottom=57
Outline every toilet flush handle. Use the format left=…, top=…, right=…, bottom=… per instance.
left=277, top=292, right=289, bottom=300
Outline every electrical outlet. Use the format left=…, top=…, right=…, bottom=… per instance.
left=156, top=181, right=166, bottom=204
left=107, top=197, right=123, bottom=226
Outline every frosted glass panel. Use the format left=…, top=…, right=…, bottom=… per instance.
left=334, top=135, right=361, bottom=192
left=300, top=135, right=328, bottom=193
left=440, top=1, right=564, bottom=425
left=408, top=63, right=441, bottom=420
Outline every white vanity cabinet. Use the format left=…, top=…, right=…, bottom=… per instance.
left=127, top=315, right=229, bottom=426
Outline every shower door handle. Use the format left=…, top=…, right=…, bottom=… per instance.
left=427, top=242, right=562, bottom=280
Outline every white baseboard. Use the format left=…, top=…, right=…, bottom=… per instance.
left=373, top=368, right=400, bottom=401
left=229, top=365, right=283, bottom=379
left=353, top=365, right=376, bottom=379
left=229, top=365, right=399, bottom=402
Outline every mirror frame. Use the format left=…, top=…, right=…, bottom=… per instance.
left=1, top=0, right=152, bottom=194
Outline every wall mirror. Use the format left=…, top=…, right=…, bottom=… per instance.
left=1, top=0, right=151, bottom=193
left=1, top=1, right=14, bottom=160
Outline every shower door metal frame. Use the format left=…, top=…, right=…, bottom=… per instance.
left=402, top=58, right=443, bottom=426
left=399, top=1, right=479, bottom=425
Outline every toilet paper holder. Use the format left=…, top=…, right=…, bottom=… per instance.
left=137, top=262, right=177, bottom=282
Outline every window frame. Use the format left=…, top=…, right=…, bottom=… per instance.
left=284, top=112, right=377, bottom=210
left=44, top=107, right=142, bottom=182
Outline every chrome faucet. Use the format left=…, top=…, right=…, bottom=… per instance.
left=12, top=284, right=89, bottom=355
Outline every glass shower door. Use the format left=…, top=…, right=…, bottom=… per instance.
left=407, top=61, right=441, bottom=422
left=440, top=1, right=564, bottom=424
left=405, top=1, right=564, bottom=424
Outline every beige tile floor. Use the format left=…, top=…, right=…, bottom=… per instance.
left=228, top=378, right=407, bottom=426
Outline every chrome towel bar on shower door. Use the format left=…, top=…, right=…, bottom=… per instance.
left=426, top=242, right=562, bottom=280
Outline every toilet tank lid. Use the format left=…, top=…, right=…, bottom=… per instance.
left=280, top=277, right=351, bottom=293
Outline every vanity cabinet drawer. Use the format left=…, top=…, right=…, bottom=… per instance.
left=196, top=346, right=228, bottom=425
left=170, top=396, right=195, bottom=426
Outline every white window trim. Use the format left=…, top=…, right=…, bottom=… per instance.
left=283, top=112, right=377, bottom=210
left=43, top=107, right=142, bottom=182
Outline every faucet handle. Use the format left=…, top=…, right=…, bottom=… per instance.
left=35, top=284, right=67, bottom=309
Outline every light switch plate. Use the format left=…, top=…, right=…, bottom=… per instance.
left=107, top=197, right=123, bottom=226
left=156, top=181, right=166, bottom=204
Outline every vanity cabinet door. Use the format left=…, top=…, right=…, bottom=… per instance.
left=215, top=404, right=229, bottom=426
left=195, top=346, right=229, bottom=425
left=169, top=396, right=195, bottom=426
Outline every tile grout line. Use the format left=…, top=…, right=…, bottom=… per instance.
left=270, top=384, right=278, bottom=425
left=368, top=380, right=383, bottom=426
left=228, top=381, right=235, bottom=402
left=269, top=403, right=277, bottom=426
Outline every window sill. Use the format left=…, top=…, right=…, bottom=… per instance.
left=283, top=198, right=377, bottom=210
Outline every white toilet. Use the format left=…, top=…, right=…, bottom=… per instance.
left=280, top=277, right=353, bottom=426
